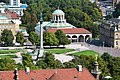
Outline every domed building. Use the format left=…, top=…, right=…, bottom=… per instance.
left=35, top=8, right=75, bottom=31
left=35, top=9, right=92, bottom=43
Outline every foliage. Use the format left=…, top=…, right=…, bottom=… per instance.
left=55, top=30, right=71, bottom=46
left=101, top=53, right=120, bottom=79
left=36, top=52, right=63, bottom=69
left=0, top=36, right=1, bottom=43
left=16, top=32, right=26, bottom=46
left=36, top=60, right=47, bottom=69
left=105, top=15, right=113, bottom=20
left=113, top=2, right=120, bottom=18
left=43, top=31, right=59, bottom=47
left=0, top=57, right=16, bottom=71
left=23, top=0, right=102, bottom=38
left=22, top=53, right=38, bottom=70
left=28, top=31, right=40, bottom=46
left=72, top=55, right=110, bottom=78
left=1, top=29, right=14, bottom=46
left=21, top=11, right=38, bottom=34
left=63, top=62, right=76, bottom=68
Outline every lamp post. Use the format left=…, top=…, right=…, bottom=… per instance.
left=103, top=41, right=105, bottom=47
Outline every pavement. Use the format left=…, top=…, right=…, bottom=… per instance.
left=53, top=54, right=74, bottom=63
left=13, top=52, right=22, bottom=64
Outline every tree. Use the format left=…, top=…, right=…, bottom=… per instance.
left=44, top=53, right=63, bottom=69
left=113, top=2, right=120, bottom=18
left=63, top=62, right=76, bottom=68
left=0, top=36, right=1, bottom=44
left=23, top=0, right=102, bottom=38
left=22, top=53, right=38, bottom=70
left=31, top=12, right=38, bottom=24
left=108, top=57, right=120, bottom=79
left=101, top=52, right=112, bottom=62
left=28, top=31, right=40, bottom=46
left=55, top=30, right=71, bottom=46
left=16, top=32, right=26, bottom=46
left=21, top=11, right=31, bottom=25
left=72, top=55, right=110, bottom=77
left=43, top=31, right=59, bottom=47
left=36, top=60, right=47, bottom=69
left=1, top=29, right=14, bottom=46
left=36, top=52, right=63, bottom=69
left=0, top=57, right=16, bottom=71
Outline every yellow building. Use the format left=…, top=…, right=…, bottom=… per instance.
left=0, top=12, right=20, bottom=43
left=100, top=17, right=120, bottom=49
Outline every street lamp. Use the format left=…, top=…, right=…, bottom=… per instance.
left=103, top=41, right=105, bottom=47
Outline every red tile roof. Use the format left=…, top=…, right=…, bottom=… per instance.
left=0, top=68, right=96, bottom=80
left=47, top=28, right=91, bottom=34
left=6, top=10, right=19, bottom=19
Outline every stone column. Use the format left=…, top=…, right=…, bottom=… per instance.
left=83, top=36, right=86, bottom=42
left=37, top=13, right=44, bottom=59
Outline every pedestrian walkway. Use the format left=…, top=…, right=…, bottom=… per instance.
left=54, top=54, right=74, bottom=63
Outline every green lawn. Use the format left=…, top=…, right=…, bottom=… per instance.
left=45, top=49, right=75, bottom=54
left=0, top=54, right=17, bottom=58
left=0, top=50, right=20, bottom=54
left=72, top=50, right=98, bottom=56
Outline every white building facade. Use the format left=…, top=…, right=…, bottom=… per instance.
left=0, top=0, right=27, bottom=16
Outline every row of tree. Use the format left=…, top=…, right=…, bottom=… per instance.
left=0, top=52, right=119, bottom=79
left=0, top=29, right=26, bottom=46
left=28, top=30, right=70, bottom=47
left=0, top=29, right=70, bottom=47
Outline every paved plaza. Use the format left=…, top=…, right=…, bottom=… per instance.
left=66, top=43, right=120, bottom=57
left=13, top=42, right=120, bottom=64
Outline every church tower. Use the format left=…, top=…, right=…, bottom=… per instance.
left=91, top=55, right=101, bottom=80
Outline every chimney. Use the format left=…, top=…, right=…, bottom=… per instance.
left=77, top=65, right=82, bottom=72
left=25, top=67, right=30, bottom=74
left=14, top=68, right=19, bottom=80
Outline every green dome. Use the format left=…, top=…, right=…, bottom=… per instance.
left=52, top=9, right=64, bottom=15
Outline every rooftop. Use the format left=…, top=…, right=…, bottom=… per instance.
left=47, top=28, right=91, bottom=34
left=0, top=68, right=96, bottom=80
left=52, top=9, right=64, bottom=15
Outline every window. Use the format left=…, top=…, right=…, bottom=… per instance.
left=116, top=34, right=118, bottom=39
left=116, top=41, right=118, bottom=45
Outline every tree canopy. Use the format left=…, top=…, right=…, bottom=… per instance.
left=113, top=2, right=120, bottom=18
left=21, top=0, right=102, bottom=38
left=16, top=32, right=26, bottom=46
left=28, top=31, right=40, bottom=46
left=55, top=30, right=70, bottom=46
left=1, top=29, right=14, bottom=46
left=43, top=31, right=59, bottom=47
